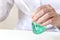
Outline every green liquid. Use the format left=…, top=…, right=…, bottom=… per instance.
left=32, top=22, right=46, bottom=34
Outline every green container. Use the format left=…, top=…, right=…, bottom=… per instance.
left=32, top=22, right=46, bottom=34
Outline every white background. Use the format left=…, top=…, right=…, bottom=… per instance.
left=0, top=4, right=18, bottom=29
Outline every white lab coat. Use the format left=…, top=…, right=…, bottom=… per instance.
left=0, top=0, right=60, bottom=31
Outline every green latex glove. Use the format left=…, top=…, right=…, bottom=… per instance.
left=32, top=22, right=46, bottom=34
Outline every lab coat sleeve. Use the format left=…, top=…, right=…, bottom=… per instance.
left=0, top=0, right=14, bottom=22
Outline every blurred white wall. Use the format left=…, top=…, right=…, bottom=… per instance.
left=0, top=4, right=18, bottom=29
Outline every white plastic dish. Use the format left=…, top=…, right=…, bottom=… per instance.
left=0, top=30, right=60, bottom=40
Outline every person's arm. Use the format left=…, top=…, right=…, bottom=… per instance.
left=0, top=0, right=14, bottom=22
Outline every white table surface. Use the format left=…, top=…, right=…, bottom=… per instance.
left=0, top=30, right=60, bottom=40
